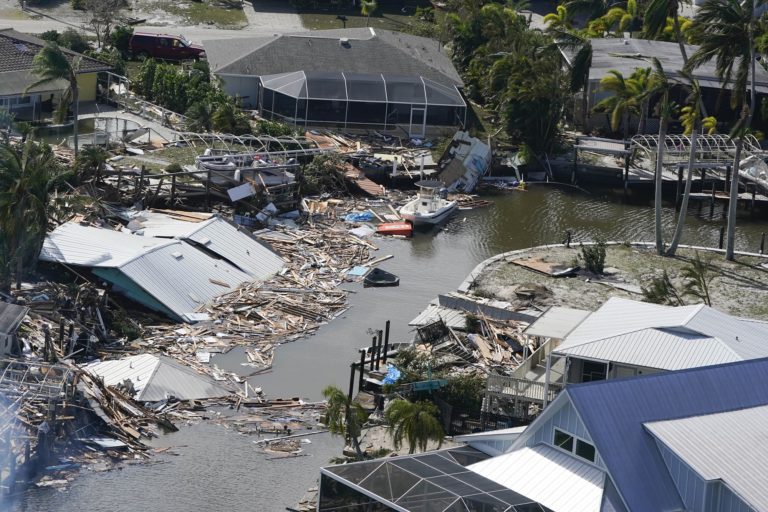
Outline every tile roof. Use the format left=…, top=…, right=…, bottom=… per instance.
left=205, top=27, right=462, bottom=86
left=565, top=357, right=768, bottom=512
left=0, top=28, right=111, bottom=75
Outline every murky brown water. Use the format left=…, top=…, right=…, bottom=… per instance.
left=9, top=184, right=767, bottom=511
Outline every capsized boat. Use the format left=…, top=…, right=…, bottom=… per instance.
left=399, top=180, right=458, bottom=225
left=364, top=268, right=400, bottom=287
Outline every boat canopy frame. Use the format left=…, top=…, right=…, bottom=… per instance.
left=630, top=133, right=765, bottom=167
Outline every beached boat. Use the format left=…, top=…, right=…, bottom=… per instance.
left=364, top=268, right=400, bottom=287
left=377, top=222, right=413, bottom=237
left=399, top=181, right=458, bottom=225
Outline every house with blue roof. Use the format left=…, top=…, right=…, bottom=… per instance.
left=465, top=357, right=768, bottom=512
left=319, top=357, right=768, bottom=511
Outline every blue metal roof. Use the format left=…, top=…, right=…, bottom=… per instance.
left=567, top=357, right=768, bottom=512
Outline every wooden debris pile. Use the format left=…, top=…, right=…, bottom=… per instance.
left=414, top=315, right=534, bottom=374
left=142, top=224, right=375, bottom=380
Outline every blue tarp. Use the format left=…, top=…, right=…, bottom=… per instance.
left=382, top=365, right=401, bottom=385
left=344, top=211, right=374, bottom=223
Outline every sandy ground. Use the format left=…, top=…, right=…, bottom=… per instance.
left=0, top=0, right=302, bottom=38
left=468, top=244, right=768, bottom=319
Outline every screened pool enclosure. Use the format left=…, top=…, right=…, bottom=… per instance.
left=258, top=71, right=467, bottom=135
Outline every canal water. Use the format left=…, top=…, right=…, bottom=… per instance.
left=8, top=185, right=768, bottom=511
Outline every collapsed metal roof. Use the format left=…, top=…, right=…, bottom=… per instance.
left=39, top=219, right=282, bottom=322
left=125, top=211, right=285, bottom=279
left=84, top=353, right=231, bottom=401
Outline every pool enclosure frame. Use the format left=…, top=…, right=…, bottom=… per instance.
left=258, top=71, right=467, bottom=135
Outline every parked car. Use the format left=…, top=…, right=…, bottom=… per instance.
left=128, top=32, right=205, bottom=60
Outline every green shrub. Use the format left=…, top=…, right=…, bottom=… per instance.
left=580, top=240, right=606, bottom=274
left=110, top=25, right=133, bottom=56
left=39, top=30, right=61, bottom=44
left=58, top=28, right=89, bottom=53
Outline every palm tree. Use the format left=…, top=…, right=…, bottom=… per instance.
left=667, top=72, right=703, bottom=256
left=593, top=69, right=644, bottom=138
left=644, top=58, right=675, bottom=255
left=361, top=0, right=378, bottom=27
left=644, top=0, right=692, bottom=63
left=686, top=0, right=758, bottom=260
left=0, top=141, right=70, bottom=290
left=27, top=42, right=82, bottom=157
left=543, top=5, right=572, bottom=30
left=601, top=0, right=642, bottom=35
left=549, top=29, right=593, bottom=128
left=75, top=145, right=109, bottom=182
left=564, top=0, right=619, bottom=21
left=384, top=399, right=444, bottom=454
left=185, top=102, right=214, bottom=133
left=322, top=385, right=367, bottom=460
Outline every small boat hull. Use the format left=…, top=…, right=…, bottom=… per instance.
left=377, top=222, right=413, bottom=237
left=364, top=268, right=400, bottom=287
left=400, top=201, right=458, bottom=225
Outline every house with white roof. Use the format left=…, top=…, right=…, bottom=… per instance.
left=484, top=297, right=768, bottom=421
left=318, top=357, right=768, bottom=511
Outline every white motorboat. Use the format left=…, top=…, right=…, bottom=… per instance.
left=399, top=181, right=458, bottom=225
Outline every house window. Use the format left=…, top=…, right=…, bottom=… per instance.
left=554, top=429, right=573, bottom=451
left=554, top=428, right=596, bottom=463
left=576, top=439, right=596, bottom=462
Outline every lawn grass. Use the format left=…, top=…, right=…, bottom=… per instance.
left=296, top=0, right=431, bottom=31
left=152, top=0, right=247, bottom=28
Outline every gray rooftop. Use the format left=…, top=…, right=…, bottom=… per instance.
left=523, top=306, right=590, bottom=339
left=553, top=297, right=768, bottom=370
left=205, top=27, right=463, bottom=87
left=577, top=38, right=768, bottom=93
left=645, top=404, right=768, bottom=511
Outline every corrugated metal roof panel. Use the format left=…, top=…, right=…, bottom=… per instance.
left=524, top=306, right=591, bottom=339
left=559, top=298, right=699, bottom=347
left=645, top=405, right=768, bottom=511
left=409, top=304, right=468, bottom=330
left=565, top=357, right=768, bottom=512
left=116, top=241, right=251, bottom=322
left=84, top=354, right=230, bottom=401
left=555, top=297, right=768, bottom=369
left=469, top=444, right=605, bottom=512
left=131, top=213, right=285, bottom=280
left=40, top=223, right=169, bottom=267
left=556, top=329, right=742, bottom=370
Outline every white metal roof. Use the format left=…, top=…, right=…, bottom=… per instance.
left=469, top=444, right=606, bottom=512
left=39, top=223, right=169, bottom=267
left=84, top=353, right=231, bottom=401
left=41, top=222, right=254, bottom=322
left=128, top=212, right=285, bottom=279
left=554, top=297, right=768, bottom=370
left=645, top=404, right=768, bottom=511
left=409, top=304, right=468, bottom=330
left=113, top=241, right=252, bottom=322
left=524, top=306, right=591, bottom=339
